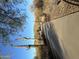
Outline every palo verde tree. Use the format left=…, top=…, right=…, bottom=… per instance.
left=0, top=0, right=26, bottom=45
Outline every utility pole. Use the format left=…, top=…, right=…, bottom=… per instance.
left=16, top=37, right=37, bottom=40
left=12, top=44, right=45, bottom=48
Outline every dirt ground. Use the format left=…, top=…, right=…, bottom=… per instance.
left=43, top=0, right=79, bottom=20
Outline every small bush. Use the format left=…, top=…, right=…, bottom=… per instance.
left=35, top=0, right=44, bottom=9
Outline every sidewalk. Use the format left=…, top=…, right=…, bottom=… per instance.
left=51, top=12, right=79, bottom=59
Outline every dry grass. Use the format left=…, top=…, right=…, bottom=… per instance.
left=33, top=0, right=49, bottom=59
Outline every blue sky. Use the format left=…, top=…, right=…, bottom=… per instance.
left=0, top=0, right=36, bottom=59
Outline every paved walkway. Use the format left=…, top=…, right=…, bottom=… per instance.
left=50, top=12, right=79, bottom=59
